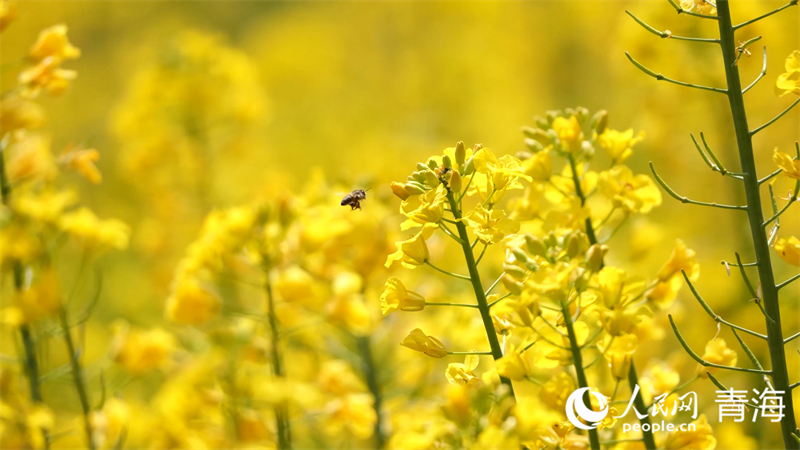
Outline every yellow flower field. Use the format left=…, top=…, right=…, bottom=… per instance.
left=0, top=1, right=798, bottom=449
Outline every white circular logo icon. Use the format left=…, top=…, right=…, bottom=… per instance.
left=565, top=387, right=609, bottom=430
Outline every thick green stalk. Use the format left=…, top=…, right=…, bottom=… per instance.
left=567, top=155, right=599, bottom=245
left=1, top=146, right=49, bottom=448
left=716, top=2, right=798, bottom=448
left=444, top=189, right=515, bottom=399
left=60, top=309, right=95, bottom=450
left=560, top=300, right=601, bottom=450
left=264, top=278, right=292, bottom=450
left=356, top=335, right=385, bottom=449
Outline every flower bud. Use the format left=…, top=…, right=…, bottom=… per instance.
left=524, top=138, right=545, bottom=153
left=585, top=244, right=609, bottom=272
left=403, top=182, right=426, bottom=195
left=511, top=247, right=529, bottom=263
left=442, top=155, right=452, bottom=169
left=522, top=126, right=553, bottom=146
left=427, top=159, right=438, bottom=170
left=524, top=234, right=546, bottom=258
left=575, top=106, right=589, bottom=122
left=463, top=156, right=475, bottom=175
left=449, top=170, right=462, bottom=193
left=503, top=264, right=528, bottom=281
left=411, top=171, right=427, bottom=183
left=501, top=274, right=524, bottom=295
left=391, top=182, right=411, bottom=200
left=416, top=162, right=429, bottom=172
left=454, top=141, right=466, bottom=165
left=535, top=116, right=549, bottom=129
left=590, top=110, right=608, bottom=135
left=524, top=260, right=540, bottom=272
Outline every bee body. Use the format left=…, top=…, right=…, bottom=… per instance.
left=341, top=189, right=368, bottom=211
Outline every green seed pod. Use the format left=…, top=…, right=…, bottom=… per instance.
left=454, top=141, right=466, bottom=165
left=442, top=155, right=452, bottom=169
left=591, top=110, right=608, bottom=135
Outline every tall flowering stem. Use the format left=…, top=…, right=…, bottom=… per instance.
left=559, top=300, right=601, bottom=450
left=60, top=309, right=96, bottom=450
left=0, top=146, right=49, bottom=448
left=444, top=189, right=516, bottom=398
left=716, top=1, right=797, bottom=447
left=356, top=335, right=385, bottom=448
left=264, top=277, right=292, bottom=450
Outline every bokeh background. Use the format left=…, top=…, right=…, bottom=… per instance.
left=1, top=1, right=798, bottom=449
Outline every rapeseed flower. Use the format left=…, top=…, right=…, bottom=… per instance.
left=776, top=50, right=799, bottom=96
left=401, top=328, right=447, bottom=358
left=380, top=277, right=425, bottom=315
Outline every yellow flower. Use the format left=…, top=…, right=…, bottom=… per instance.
left=5, top=134, right=57, bottom=183
left=552, top=116, right=584, bottom=153
left=380, top=277, right=425, bottom=315
left=597, top=165, right=662, bottom=214
left=597, top=128, right=645, bottom=164
left=18, top=57, right=78, bottom=97
left=317, top=360, right=366, bottom=395
left=88, top=397, right=129, bottom=450
left=11, top=189, right=78, bottom=224
left=776, top=50, right=800, bottom=97
left=323, top=394, right=377, bottom=440
left=495, top=345, right=532, bottom=381
left=385, top=226, right=434, bottom=269
left=664, top=414, right=716, bottom=450
left=523, top=150, right=552, bottom=181
left=773, top=148, right=799, bottom=179
left=645, top=276, right=683, bottom=310
left=59, top=145, right=102, bottom=184
left=401, top=328, right=447, bottom=358
left=235, top=409, right=269, bottom=443
left=0, top=95, right=45, bottom=134
left=602, top=334, right=637, bottom=379
left=461, top=206, right=520, bottom=245
left=58, top=207, right=130, bottom=251
left=109, top=321, right=176, bottom=374
left=774, top=236, right=800, bottom=266
left=29, top=24, right=81, bottom=62
left=657, top=239, right=699, bottom=281
left=471, top=147, right=531, bottom=193
left=166, top=276, right=221, bottom=325
left=698, top=338, right=737, bottom=377
left=539, top=372, right=575, bottom=410
left=680, top=0, right=716, bottom=16
left=445, top=354, right=480, bottom=387
left=0, top=0, right=17, bottom=32
left=400, top=184, right=446, bottom=230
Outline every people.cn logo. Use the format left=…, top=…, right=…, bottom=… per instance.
left=565, top=387, right=608, bottom=430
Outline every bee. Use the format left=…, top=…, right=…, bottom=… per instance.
left=340, top=189, right=369, bottom=211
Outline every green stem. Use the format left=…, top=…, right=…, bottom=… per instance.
left=264, top=277, right=292, bottom=450
left=717, top=3, right=797, bottom=447
left=560, top=300, right=600, bottom=450
left=627, top=361, right=658, bottom=450
left=60, top=309, right=95, bottom=450
left=567, top=155, right=599, bottom=244
left=1, top=142, right=49, bottom=449
left=356, top=336, right=385, bottom=449
left=444, top=189, right=515, bottom=399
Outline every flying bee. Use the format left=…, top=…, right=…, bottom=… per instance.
left=340, top=189, right=369, bottom=211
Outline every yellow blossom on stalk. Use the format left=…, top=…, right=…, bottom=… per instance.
left=539, top=372, right=575, bottom=410
left=773, top=236, right=800, bottom=266
left=597, top=165, right=662, bottom=214
left=552, top=116, right=583, bottom=153
left=11, top=189, right=77, bottom=223
left=775, top=50, right=800, bottom=96
left=380, top=277, right=425, bottom=315
left=5, top=134, right=57, bottom=183
left=0, top=0, right=16, bottom=32
left=18, top=58, right=78, bottom=97
left=471, top=147, right=531, bottom=193
left=461, top=206, right=520, bottom=244
left=59, top=145, right=102, bottom=184
left=664, top=414, right=716, bottom=449
left=401, top=328, right=447, bottom=358
left=385, top=226, right=434, bottom=269
left=597, top=128, right=645, bottom=164
left=166, top=276, right=221, bottom=325
left=657, top=239, right=699, bottom=281
left=773, top=148, right=800, bottom=179
left=698, top=338, right=737, bottom=378
left=109, top=321, right=176, bottom=374
left=645, top=276, right=683, bottom=310
left=549, top=163, right=597, bottom=203
left=680, top=0, right=716, bottom=16
left=641, top=365, right=680, bottom=400
left=0, top=95, right=45, bottom=134
left=58, top=207, right=130, bottom=251
left=593, top=267, right=650, bottom=335
left=445, top=354, right=480, bottom=387
left=400, top=184, right=446, bottom=230
left=495, top=345, right=532, bottom=381
left=29, top=24, right=81, bottom=62
left=9, top=266, right=61, bottom=324
left=323, top=394, right=377, bottom=440
left=88, top=397, right=129, bottom=449
left=523, top=151, right=552, bottom=181
left=602, top=334, right=637, bottom=379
